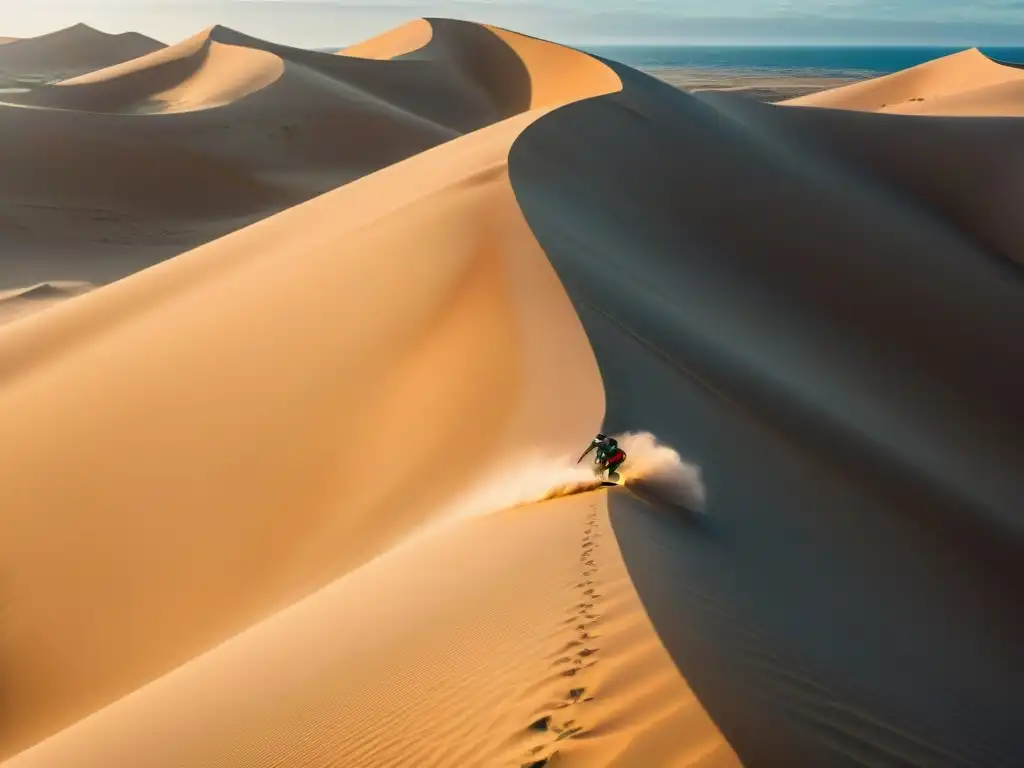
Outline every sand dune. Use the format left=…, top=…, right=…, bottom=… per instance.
left=0, top=104, right=614, bottom=761
left=0, top=19, right=615, bottom=326
left=3, top=17, right=1023, bottom=768
left=0, top=25, right=737, bottom=766
left=0, top=23, right=162, bottom=77
left=337, top=18, right=435, bottom=59
left=784, top=47, right=1024, bottom=115
left=53, top=27, right=286, bottom=113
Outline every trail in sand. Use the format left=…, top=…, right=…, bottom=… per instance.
left=2, top=14, right=1022, bottom=768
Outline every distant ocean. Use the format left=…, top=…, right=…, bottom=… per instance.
left=580, top=46, right=1024, bottom=77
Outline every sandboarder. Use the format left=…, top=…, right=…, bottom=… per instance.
left=578, top=433, right=627, bottom=482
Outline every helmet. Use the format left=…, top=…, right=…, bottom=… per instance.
left=595, top=433, right=607, bottom=441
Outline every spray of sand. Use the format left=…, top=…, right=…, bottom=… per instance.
left=398, top=431, right=703, bottom=554
left=614, top=431, right=706, bottom=511
left=447, top=431, right=705, bottom=523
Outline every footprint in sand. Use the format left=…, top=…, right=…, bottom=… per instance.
left=528, top=716, right=552, bottom=732
left=520, top=515, right=606, bottom=766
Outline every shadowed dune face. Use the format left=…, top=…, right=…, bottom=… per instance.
left=784, top=48, right=1024, bottom=116
left=509, top=60, right=1024, bottom=765
left=0, top=23, right=163, bottom=78
left=705, top=92, right=1024, bottom=270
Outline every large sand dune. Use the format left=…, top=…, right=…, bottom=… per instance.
left=784, top=47, right=1024, bottom=116
left=2, top=17, right=1022, bottom=768
left=0, top=19, right=615, bottom=325
left=511, top=59, right=1024, bottom=765
left=0, top=23, right=162, bottom=77
left=0, top=105, right=612, bottom=759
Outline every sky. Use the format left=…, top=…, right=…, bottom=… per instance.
left=6, top=1, right=1024, bottom=47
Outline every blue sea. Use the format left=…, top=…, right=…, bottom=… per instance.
left=580, top=45, right=1024, bottom=78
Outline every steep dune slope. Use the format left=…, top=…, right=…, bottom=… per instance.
left=510, top=60, right=1024, bottom=765
left=0, top=104, right=610, bottom=758
left=0, top=19, right=617, bottom=322
left=707, top=91, right=1024, bottom=270
left=784, top=47, right=1024, bottom=115
left=0, top=23, right=162, bottom=76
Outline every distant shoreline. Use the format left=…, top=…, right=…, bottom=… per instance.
left=581, top=43, right=1024, bottom=80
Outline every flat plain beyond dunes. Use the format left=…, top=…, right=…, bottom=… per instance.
left=2, top=17, right=1022, bottom=768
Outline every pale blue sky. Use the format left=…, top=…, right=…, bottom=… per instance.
left=7, top=1, right=1024, bottom=46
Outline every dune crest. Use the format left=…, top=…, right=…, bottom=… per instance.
left=337, top=18, right=433, bottom=59
left=52, top=27, right=285, bottom=113
left=784, top=47, right=1024, bottom=115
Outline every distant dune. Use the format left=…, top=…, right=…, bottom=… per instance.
left=784, top=47, right=1024, bottom=115
left=336, top=17, right=435, bottom=59
left=0, top=282, right=93, bottom=326
left=0, top=19, right=614, bottom=325
left=1, top=16, right=1022, bottom=768
left=0, top=23, right=162, bottom=76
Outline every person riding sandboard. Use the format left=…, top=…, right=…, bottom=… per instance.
left=578, top=433, right=627, bottom=483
